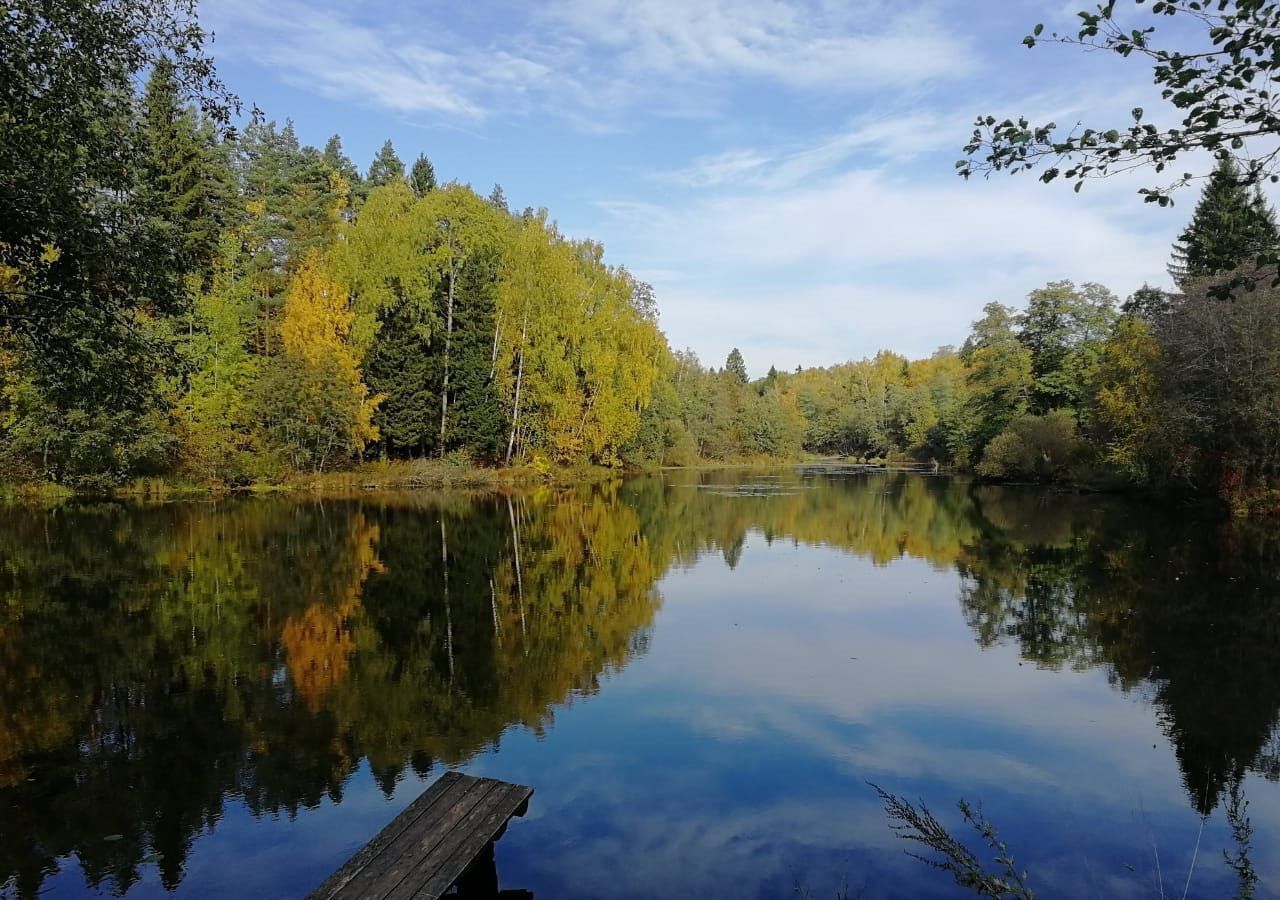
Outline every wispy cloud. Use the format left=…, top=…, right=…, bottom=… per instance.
left=659, top=110, right=958, bottom=190
left=545, top=0, right=974, bottom=90
left=204, top=0, right=560, bottom=119
left=203, top=0, right=974, bottom=126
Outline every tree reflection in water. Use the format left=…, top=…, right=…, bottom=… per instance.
left=0, top=471, right=1277, bottom=897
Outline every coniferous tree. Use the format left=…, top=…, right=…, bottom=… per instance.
left=725, top=348, right=749, bottom=384
left=487, top=184, right=509, bottom=212
left=322, top=134, right=362, bottom=218
left=366, top=140, right=405, bottom=189
left=1168, top=158, right=1280, bottom=288
left=322, top=134, right=361, bottom=189
left=447, top=247, right=508, bottom=458
left=364, top=305, right=440, bottom=457
left=141, top=59, right=234, bottom=283
left=409, top=154, right=437, bottom=197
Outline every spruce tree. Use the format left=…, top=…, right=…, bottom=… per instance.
left=141, top=59, right=234, bottom=283
left=322, top=134, right=362, bottom=192
left=1168, top=158, right=1280, bottom=288
left=366, top=140, right=405, bottom=189
left=410, top=153, right=437, bottom=197
left=725, top=348, right=748, bottom=384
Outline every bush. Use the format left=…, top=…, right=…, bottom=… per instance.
left=976, top=410, right=1084, bottom=482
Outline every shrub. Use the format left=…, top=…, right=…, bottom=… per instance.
left=976, top=410, right=1084, bottom=481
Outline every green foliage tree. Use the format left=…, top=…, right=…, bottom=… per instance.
left=976, top=410, right=1086, bottom=481
left=1120, top=283, right=1172, bottom=320
left=1168, top=158, right=1280, bottom=287
left=724, top=347, right=749, bottom=384
left=1, top=0, right=234, bottom=414
left=1018, top=281, right=1117, bottom=415
left=961, top=302, right=1034, bottom=460
left=173, top=230, right=261, bottom=481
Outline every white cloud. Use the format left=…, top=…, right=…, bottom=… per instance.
left=545, top=0, right=974, bottom=90
left=660, top=111, right=951, bottom=190
left=601, top=143, right=1180, bottom=371
left=202, top=0, right=974, bottom=126
left=203, top=0, right=560, bottom=119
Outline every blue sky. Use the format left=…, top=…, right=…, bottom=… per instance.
left=201, top=0, right=1210, bottom=376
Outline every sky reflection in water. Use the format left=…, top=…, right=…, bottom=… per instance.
left=2, top=470, right=1279, bottom=899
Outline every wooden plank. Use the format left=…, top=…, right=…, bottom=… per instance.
left=308, top=771, right=470, bottom=900
left=408, top=782, right=534, bottom=899
left=347, top=776, right=504, bottom=900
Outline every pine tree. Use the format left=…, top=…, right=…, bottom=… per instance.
left=1168, top=158, right=1280, bottom=288
left=725, top=348, right=749, bottom=384
left=410, top=154, right=437, bottom=197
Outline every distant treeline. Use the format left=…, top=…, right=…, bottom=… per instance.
left=3, top=4, right=1279, bottom=510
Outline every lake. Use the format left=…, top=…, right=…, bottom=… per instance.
left=2, top=468, right=1279, bottom=899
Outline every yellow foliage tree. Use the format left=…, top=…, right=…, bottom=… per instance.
left=256, top=253, right=382, bottom=471
left=1093, top=316, right=1162, bottom=479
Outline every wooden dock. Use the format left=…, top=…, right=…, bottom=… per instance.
left=308, top=772, right=534, bottom=900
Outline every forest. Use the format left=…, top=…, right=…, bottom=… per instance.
left=3, top=1, right=1280, bottom=512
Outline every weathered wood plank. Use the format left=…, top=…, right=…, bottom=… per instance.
left=408, top=782, right=534, bottom=899
left=308, top=772, right=533, bottom=900
left=347, top=777, right=503, bottom=899
left=308, top=771, right=470, bottom=900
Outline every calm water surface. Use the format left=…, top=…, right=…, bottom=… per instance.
left=3, top=468, right=1279, bottom=899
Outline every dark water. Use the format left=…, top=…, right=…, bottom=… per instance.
left=3, top=469, right=1280, bottom=899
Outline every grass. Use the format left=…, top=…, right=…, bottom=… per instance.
left=0, top=480, right=75, bottom=507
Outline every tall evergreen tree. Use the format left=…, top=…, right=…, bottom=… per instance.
left=447, top=247, right=508, bottom=459
left=322, top=134, right=361, bottom=188
left=322, top=134, right=362, bottom=218
left=725, top=348, right=749, bottom=384
left=141, top=59, right=234, bottom=284
left=364, top=305, right=440, bottom=457
left=409, top=154, right=437, bottom=197
left=1168, top=158, right=1280, bottom=288
left=487, top=184, right=509, bottom=213
left=366, top=140, right=405, bottom=189
left=1, top=0, right=233, bottom=412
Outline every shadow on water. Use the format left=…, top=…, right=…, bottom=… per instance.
left=0, top=469, right=1278, bottom=896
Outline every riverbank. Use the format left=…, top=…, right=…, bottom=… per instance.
left=0, top=458, right=623, bottom=505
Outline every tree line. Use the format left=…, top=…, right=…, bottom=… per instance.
left=4, top=0, right=1280, bottom=513
left=663, top=157, right=1280, bottom=513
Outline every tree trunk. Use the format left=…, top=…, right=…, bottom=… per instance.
left=439, top=256, right=456, bottom=457
left=505, top=310, right=528, bottom=465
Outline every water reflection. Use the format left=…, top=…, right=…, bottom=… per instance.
left=1, top=471, right=1278, bottom=897
left=0, top=490, right=658, bottom=897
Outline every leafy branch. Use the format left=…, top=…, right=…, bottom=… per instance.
left=958, top=0, right=1280, bottom=207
